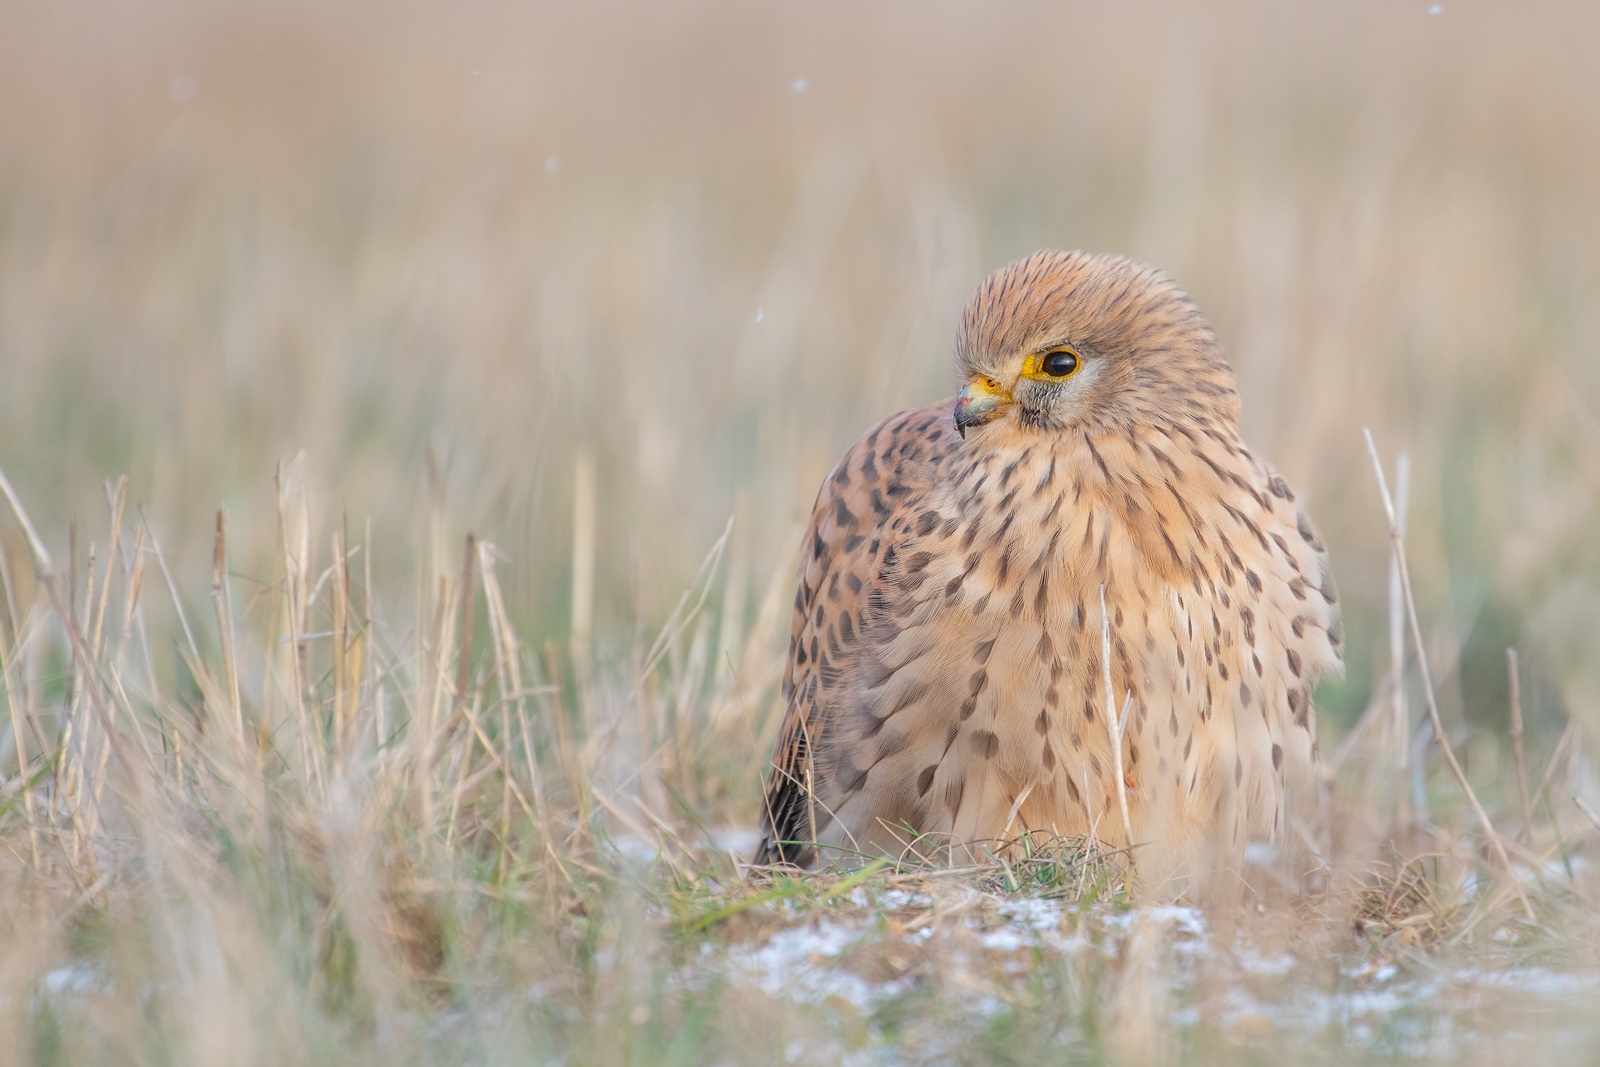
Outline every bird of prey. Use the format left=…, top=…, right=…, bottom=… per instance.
left=755, top=250, right=1342, bottom=888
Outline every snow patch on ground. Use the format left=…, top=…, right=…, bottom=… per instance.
left=724, top=918, right=914, bottom=1007
left=689, top=888, right=1595, bottom=1058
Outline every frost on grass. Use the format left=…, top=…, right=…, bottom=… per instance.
left=655, top=876, right=1600, bottom=1060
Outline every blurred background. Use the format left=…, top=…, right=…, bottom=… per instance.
left=2, top=0, right=1598, bottom=817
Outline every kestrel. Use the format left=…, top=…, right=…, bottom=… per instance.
left=755, top=251, right=1342, bottom=887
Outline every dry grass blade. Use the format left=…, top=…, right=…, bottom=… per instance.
left=453, top=533, right=477, bottom=718
left=0, top=468, right=54, bottom=574
left=1575, top=796, right=1600, bottom=835
left=1386, top=453, right=1410, bottom=821
left=1364, top=429, right=1534, bottom=921
left=210, top=510, right=244, bottom=743
left=330, top=519, right=362, bottom=769
left=0, top=594, right=40, bottom=867
left=1, top=468, right=122, bottom=744
left=1532, top=718, right=1578, bottom=817
left=571, top=451, right=596, bottom=661
left=88, top=477, right=128, bottom=664
left=633, top=516, right=735, bottom=698
left=138, top=507, right=204, bottom=687
left=1507, top=648, right=1533, bottom=841
left=479, top=540, right=546, bottom=818
left=1100, top=584, right=1135, bottom=861
left=430, top=533, right=479, bottom=762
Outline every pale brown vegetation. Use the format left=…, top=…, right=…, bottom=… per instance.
left=1, top=1, right=1599, bottom=1063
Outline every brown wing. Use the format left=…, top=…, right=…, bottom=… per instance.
left=755, top=399, right=958, bottom=865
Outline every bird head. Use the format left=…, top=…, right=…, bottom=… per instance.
left=952, top=251, right=1239, bottom=438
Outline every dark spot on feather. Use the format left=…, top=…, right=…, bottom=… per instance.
left=1035, top=456, right=1056, bottom=494
left=861, top=656, right=894, bottom=689
left=1084, top=434, right=1111, bottom=482
left=1297, top=511, right=1319, bottom=545
left=944, top=777, right=966, bottom=818
left=837, top=762, right=868, bottom=795
left=1000, top=456, right=1022, bottom=489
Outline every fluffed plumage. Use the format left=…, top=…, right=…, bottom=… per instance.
left=755, top=251, right=1342, bottom=890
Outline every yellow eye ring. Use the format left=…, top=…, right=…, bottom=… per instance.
left=1021, top=347, right=1081, bottom=381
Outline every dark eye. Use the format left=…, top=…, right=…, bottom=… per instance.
left=1040, top=349, right=1079, bottom=378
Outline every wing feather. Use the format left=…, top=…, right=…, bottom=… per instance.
left=755, top=400, right=957, bottom=865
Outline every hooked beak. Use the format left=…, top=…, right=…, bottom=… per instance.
left=954, top=376, right=1010, bottom=438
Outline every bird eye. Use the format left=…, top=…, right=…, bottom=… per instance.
left=1040, top=349, right=1079, bottom=378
